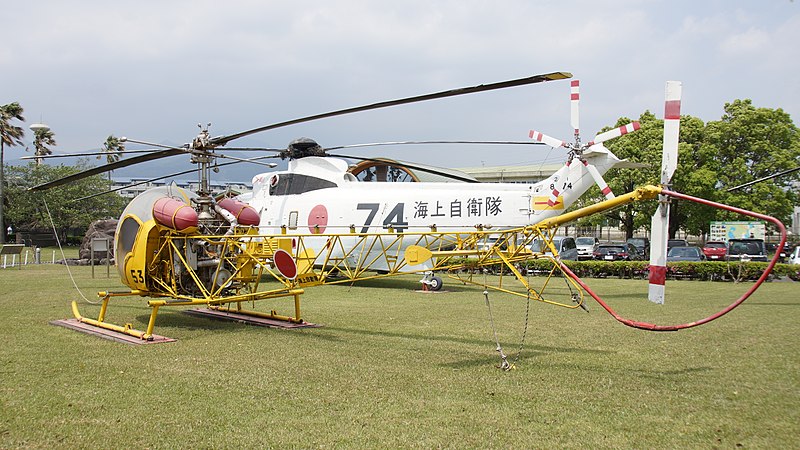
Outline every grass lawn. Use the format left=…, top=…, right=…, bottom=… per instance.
left=0, top=263, right=797, bottom=448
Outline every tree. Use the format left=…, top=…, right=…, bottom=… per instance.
left=705, top=99, right=800, bottom=225
left=30, top=126, right=56, bottom=165
left=98, top=135, right=124, bottom=181
left=663, top=115, right=719, bottom=239
left=600, top=111, right=666, bottom=239
left=597, top=112, right=713, bottom=239
left=595, top=99, right=799, bottom=239
left=4, top=161, right=128, bottom=241
left=0, top=102, right=26, bottom=243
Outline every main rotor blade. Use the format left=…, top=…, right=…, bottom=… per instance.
left=72, top=154, right=280, bottom=202
left=29, top=148, right=185, bottom=191
left=324, top=140, right=546, bottom=151
left=213, top=147, right=285, bottom=152
left=20, top=148, right=168, bottom=160
left=332, top=153, right=479, bottom=183
left=727, top=166, right=800, bottom=191
left=211, top=72, right=572, bottom=146
left=213, top=152, right=281, bottom=168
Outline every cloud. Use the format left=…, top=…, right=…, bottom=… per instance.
left=3, top=0, right=799, bottom=176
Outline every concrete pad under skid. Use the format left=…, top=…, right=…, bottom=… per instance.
left=184, top=308, right=321, bottom=329
left=50, top=319, right=176, bottom=344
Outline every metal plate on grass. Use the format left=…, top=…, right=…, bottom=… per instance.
left=50, top=319, right=177, bottom=344
left=184, top=308, right=321, bottom=329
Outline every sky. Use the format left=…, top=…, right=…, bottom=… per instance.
left=3, top=0, right=799, bottom=182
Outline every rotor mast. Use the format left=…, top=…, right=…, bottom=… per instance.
left=190, top=123, right=217, bottom=221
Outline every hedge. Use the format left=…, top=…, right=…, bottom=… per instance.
left=448, top=257, right=800, bottom=282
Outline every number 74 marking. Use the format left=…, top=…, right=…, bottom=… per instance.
left=357, top=203, right=408, bottom=233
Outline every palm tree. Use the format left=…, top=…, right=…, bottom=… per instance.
left=98, top=135, right=124, bottom=181
left=31, top=126, right=56, bottom=165
left=0, top=102, right=26, bottom=243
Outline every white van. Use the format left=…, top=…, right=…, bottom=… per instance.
left=575, top=236, right=599, bottom=260
left=789, top=246, right=800, bottom=265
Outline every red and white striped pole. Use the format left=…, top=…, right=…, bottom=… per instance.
left=648, top=80, right=682, bottom=304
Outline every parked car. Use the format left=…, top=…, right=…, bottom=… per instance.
left=789, top=246, right=800, bottom=265
left=593, top=242, right=642, bottom=261
left=667, top=239, right=688, bottom=250
left=667, top=246, right=704, bottom=262
left=626, top=237, right=650, bottom=258
left=727, top=238, right=768, bottom=262
left=701, top=241, right=727, bottom=261
left=575, top=236, right=599, bottom=260
left=530, top=236, right=579, bottom=260
left=778, top=242, right=792, bottom=260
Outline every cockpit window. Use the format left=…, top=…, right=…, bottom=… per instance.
left=269, top=174, right=337, bottom=196
left=118, top=216, right=140, bottom=254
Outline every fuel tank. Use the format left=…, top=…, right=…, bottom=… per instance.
left=152, top=197, right=199, bottom=232
left=218, top=198, right=259, bottom=226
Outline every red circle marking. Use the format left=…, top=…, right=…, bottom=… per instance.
left=308, top=204, right=328, bottom=234
left=274, top=249, right=297, bottom=280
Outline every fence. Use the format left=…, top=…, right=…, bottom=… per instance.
left=0, top=246, right=59, bottom=268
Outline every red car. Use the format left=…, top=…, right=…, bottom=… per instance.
left=702, top=241, right=727, bottom=260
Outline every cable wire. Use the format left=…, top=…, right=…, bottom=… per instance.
left=42, top=198, right=98, bottom=304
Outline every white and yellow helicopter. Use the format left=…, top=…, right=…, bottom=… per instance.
left=31, top=73, right=787, bottom=346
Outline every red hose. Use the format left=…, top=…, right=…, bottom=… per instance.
left=561, top=189, right=788, bottom=331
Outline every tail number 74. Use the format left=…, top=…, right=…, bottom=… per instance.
left=357, top=203, right=408, bottom=233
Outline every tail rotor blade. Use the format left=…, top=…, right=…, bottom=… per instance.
left=588, top=121, right=641, bottom=146
left=648, top=80, right=682, bottom=304
left=529, top=130, right=567, bottom=148
left=583, top=160, right=615, bottom=200
left=570, top=80, right=580, bottom=137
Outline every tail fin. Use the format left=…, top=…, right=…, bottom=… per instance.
left=648, top=81, right=682, bottom=304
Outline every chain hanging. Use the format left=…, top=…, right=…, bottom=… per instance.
left=482, top=270, right=534, bottom=371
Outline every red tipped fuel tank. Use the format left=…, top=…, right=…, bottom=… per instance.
left=152, top=197, right=198, bottom=233
left=218, top=198, right=260, bottom=226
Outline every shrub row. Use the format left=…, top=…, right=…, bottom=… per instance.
left=449, top=258, right=800, bottom=282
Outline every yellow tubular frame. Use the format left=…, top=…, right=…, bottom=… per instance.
left=73, top=185, right=664, bottom=340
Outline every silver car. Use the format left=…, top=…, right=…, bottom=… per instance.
left=531, top=236, right=579, bottom=260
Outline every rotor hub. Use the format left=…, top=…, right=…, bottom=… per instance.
left=282, top=137, right=326, bottom=160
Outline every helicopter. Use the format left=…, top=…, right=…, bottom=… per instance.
left=29, top=73, right=787, bottom=344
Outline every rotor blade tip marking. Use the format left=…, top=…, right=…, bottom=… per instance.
left=665, top=100, right=681, bottom=120
left=649, top=265, right=667, bottom=286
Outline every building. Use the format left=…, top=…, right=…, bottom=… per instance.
left=457, top=163, right=563, bottom=183
left=111, top=177, right=250, bottom=199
